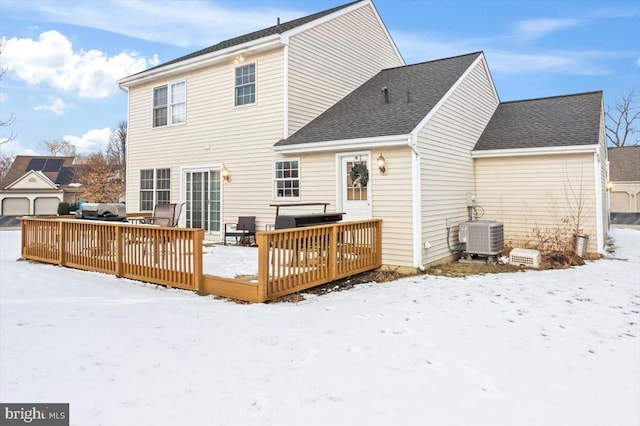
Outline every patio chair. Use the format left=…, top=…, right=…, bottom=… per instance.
left=224, top=216, right=256, bottom=246
left=144, top=203, right=179, bottom=227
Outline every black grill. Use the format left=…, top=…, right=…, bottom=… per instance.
left=79, top=203, right=127, bottom=222
left=275, top=212, right=344, bottom=229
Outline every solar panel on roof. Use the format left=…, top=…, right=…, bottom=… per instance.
left=26, top=158, right=46, bottom=170
left=55, top=167, right=76, bottom=185
left=43, top=158, right=64, bottom=172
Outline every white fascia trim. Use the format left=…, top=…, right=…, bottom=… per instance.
left=471, top=144, right=599, bottom=158
left=409, top=53, right=484, bottom=137
left=478, top=53, right=500, bottom=104
left=118, top=36, right=282, bottom=88
left=283, top=44, right=289, bottom=139
left=273, top=134, right=409, bottom=154
left=280, top=0, right=371, bottom=44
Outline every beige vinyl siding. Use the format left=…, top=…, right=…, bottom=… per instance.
left=370, top=147, right=414, bottom=267
left=417, top=58, right=499, bottom=266
left=287, top=3, right=403, bottom=135
left=474, top=153, right=599, bottom=253
left=287, top=146, right=413, bottom=268
left=126, top=47, right=285, bottom=232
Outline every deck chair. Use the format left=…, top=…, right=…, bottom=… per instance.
left=224, top=216, right=256, bottom=246
left=144, top=203, right=178, bottom=227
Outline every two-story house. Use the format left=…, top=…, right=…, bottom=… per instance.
left=119, top=0, right=608, bottom=270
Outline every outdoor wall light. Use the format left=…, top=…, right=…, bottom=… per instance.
left=221, top=165, right=231, bottom=182
left=234, top=53, right=245, bottom=64
left=377, top=154, right=386, bottom=174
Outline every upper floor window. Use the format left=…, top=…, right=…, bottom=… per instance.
left=274, top=159, right=299, bottom=198
left=153, top=81, right=186, bottom=127
left=235, top=63, right=255, bottom=106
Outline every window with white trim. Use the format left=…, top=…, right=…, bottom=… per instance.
left=274, top=160, right=299, bottom=198
left=153, top=81, right=186, bottom=127
left=140, top=168, right=171, bottom=210
left=235, top=63, right=255, bottom=106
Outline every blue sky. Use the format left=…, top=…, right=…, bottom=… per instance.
left=1, top=0, right=638, bottom=155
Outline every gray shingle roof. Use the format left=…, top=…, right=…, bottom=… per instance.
left=608, top=146, right=640, bottom=181
left=473, top=91, right=603, bottom=151
left=275, top=52, right=481, bottom=147
left=139, top=0, right=363, bottom=75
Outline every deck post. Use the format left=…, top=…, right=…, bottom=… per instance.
left=328, top=224, right=338, bottom=281
left=115, top=225, right=123, bottom=277
left=193, top=229, right=204, bottom=292
left=257, top=233, right=269, bottom=302
left=58, top=220, right=66, bottom=267
left=375, top=219, right=383, bottom=266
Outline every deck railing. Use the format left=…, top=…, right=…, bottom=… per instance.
left=21, top=217, right=203, bottom=291
left=256, top=219, right=382, bottom=301
left=21, top=217, right=382, bottom=302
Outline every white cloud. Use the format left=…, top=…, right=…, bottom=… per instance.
left=2, top=31, right=159, bottom=98
left=0, top=93, right=8, bottom=103
left=514, top=18, right=579, bottom=39
left=34, top=98, right=71, bottom=115
left=63, top=127, right=111, bottom=154
left=4, top=0, right=306, bottom=48
left=0, top=138, right=40, bottom=156
left=393, top=31, right=614, bottom=76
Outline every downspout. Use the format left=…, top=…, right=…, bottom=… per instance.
left=409, top=133, right=425, bottom=271
left=594, top=148, right=604, bottom=254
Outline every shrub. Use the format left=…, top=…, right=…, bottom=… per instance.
left=57, top=202, right=72, bottom=216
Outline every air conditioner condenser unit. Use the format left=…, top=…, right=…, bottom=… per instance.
left=458, top=220, right=504, bottom=255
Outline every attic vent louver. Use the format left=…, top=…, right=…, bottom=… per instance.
left=382, top=87, right=389, bottom=104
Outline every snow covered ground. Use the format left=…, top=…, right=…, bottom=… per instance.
left=1, top=228, right=639, bottom=426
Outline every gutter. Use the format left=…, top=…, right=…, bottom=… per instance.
left=471, top=144, right=599, bottom=158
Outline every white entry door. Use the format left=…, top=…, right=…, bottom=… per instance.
left=340, top=154, right=372, bottom=222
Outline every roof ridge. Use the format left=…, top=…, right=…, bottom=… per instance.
left=381, top=51, right=483, bottom=72
left=500, top=90, right=603, bottom=105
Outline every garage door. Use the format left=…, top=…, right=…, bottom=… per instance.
left=2, top=198, right=29, bottom=215
left=610, top=191, right=630, bottom=212
left=34, top=197, right=60, bottom=215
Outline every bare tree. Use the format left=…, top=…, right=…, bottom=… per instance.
left=76, top=151, right=125, bottom=203
left=0, top=152, right=15, bottom=182
left=0, top=38, right=16, bottom=144
left=39, top=139, right=76, bottom=156
left=107, top=120, right=126, bottom=174
left=606, top=89, right=639, bottom=147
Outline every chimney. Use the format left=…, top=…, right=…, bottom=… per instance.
left=277, top=17, right=281, bottom=26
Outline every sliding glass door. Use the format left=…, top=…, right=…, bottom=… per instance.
left=184, top=170, right=220, bottom=232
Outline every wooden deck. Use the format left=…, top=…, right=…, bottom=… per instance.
left=20, top=217, right=382, bottom=303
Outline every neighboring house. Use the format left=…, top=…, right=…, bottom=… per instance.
left=608, top=146, right=640, bottom=213
left=0, top=156, right=83, bottom=216
left=119, top=0, right=608, bottom=270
